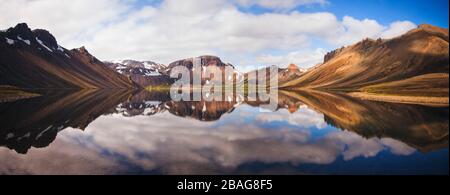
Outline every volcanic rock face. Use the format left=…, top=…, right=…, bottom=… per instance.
left=0, top=23, right=137, bottom=89
left=281, top=24, right=449, bottom=92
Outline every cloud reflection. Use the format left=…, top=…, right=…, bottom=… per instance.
left=0, top=105, right=417, bottom=174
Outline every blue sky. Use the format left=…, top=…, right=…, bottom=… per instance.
left=237, top=0, right=449, bottom=27
left=317, top=0, right=449, bottom=28
left=311, top=0, right=449, bottom=27
left=137, top=0, right=449, bottom=27
left=1, top=0, right=448, bottom=70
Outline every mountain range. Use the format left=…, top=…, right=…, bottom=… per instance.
left=0, top=23, right=448, bottom=104
left=103, top=60, right=174, bottom=87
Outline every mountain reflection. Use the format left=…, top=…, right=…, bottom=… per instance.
left=280, top=90, right=449, bottom=152
left=0, top=89, right=133, bottom=153
left=0, top=89, right=448, bottom=174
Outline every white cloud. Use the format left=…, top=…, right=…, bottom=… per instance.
left=380, top=21, right=417, bottom=39
left=381, top=138, right=416, bottom=155
left=255, top=104, right=328, bottom=128
left=329, top=16, right=385, bottom=45
left=329, top=16, right=417, bottom=46
left=256, top=48, right=326, bottom=68
left=0, top=0, right=417, bottom=70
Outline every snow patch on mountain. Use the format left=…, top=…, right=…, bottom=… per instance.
left=36, top=37, right=53, bottom=52
left=5, top=37, right=14, bottom=45
left=116, top=65, right=128, bottom=70
left=57, top=45, right=64, bottom=52
left=144, top=71, right=161, bottom=76
left=17, top=35, right=30, bottom=45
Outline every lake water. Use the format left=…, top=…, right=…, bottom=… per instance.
left=0, top=89, right=448, bottom=174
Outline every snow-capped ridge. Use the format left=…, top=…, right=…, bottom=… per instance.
left=104, top=59, right=167, bottom=77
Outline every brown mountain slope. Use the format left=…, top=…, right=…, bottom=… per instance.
left=0, top=23, right=137, bottom=89
left=360, top=73, right=449, bottom=97
left=281, top=24, right=449, bottom=92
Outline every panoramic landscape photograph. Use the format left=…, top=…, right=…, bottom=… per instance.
left=0, top=0, right=448, bottom=177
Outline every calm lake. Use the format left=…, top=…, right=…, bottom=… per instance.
left=0, top=89, right=448, bottom=174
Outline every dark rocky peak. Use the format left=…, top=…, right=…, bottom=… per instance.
left=33, top=29, right=58, bottom=49
left=6, top=23, right=34, bottom=40
left=2, top=23, right=61, bottom=51
left=9, top=23, right=32, bottom=34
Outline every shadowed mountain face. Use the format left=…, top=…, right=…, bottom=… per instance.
left=281, top=24, right=449, bottom=92
left=0, top=89, right=447, bottom=155
left=0, top=23, right=137, bottom=89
